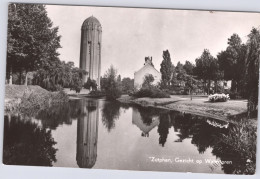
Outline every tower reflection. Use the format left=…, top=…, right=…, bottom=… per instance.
left=76, top=99, right=99, bottom=168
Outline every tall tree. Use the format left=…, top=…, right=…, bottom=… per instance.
left=195, top=49, right=219, bottom=94
left=183, top=61, right=195, bottom=75
left=102, top=65, right=122, bottom=100
left=217, top=34, right=246, bottom=92
left=6, top=3, right=61, bottom=85
left=160, top=50, right=174, bottom=88
left=245, top=28, right=260, bottom=116
left=175, top=62, right=187, bottom=84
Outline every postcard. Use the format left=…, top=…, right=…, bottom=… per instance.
left=3, top=3, right=259, bottom=175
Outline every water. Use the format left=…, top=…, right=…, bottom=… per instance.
left=3, top=98, right=248, bottom=174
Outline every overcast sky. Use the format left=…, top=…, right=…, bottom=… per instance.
left=46, top=5, right=260, bottom=78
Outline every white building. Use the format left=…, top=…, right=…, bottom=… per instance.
left=134, top=57, right=162, bottom=89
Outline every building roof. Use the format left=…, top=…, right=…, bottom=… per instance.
left=134, top=62, right=160, bottom=75
left=82, top=16, right=101, bottom=29
left=134, top=57, right=160, bottom=75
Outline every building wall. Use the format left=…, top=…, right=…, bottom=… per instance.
left=134, top=65, right=161, bottom=89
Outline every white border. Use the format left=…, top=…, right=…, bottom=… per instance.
left=0, top=0, right=260, bottom=179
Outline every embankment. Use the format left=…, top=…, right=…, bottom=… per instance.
left=5, top=85, right=69, bottom=115
left=117, top=95, right=248, bottom=123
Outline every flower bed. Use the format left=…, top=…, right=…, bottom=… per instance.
left=208, top=93, right=230, bottom=102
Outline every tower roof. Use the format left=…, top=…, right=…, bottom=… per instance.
left=82, top=16, right=101, bottom=29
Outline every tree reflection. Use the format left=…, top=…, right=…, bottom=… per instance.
left=3, top=115, right=57, bottom=166
left=35, top=99, right=83, bottom=129
left=157, top=113, right=170, bottom=147
left=168, top=110, right=256, bottom=174
left=101, top=101, right=120, bottom=132
left=138, top=107, right=154, bottom=126
left=170, top=112, right=194, bottom=142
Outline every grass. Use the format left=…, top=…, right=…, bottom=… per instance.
left=5, top=85, right=69, bottom=116
left=118, top=94, right=248, bottom=121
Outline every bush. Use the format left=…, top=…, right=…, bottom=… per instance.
left=88, top=90, right=105, bottom=97
left=229, top=91, right=242, bottom=99
left=106, top=88, right=122, bottom=100
left=133, top=86, right=170, bottom=98
left=224, top=89, right=242, bottom=99
left=19, top=88, right=69, bottom=116
left=220, top=120, right=257, bottom=174
left=208, top=93, right=230, bottom=102
left=83, top=78, right=97, bottom=91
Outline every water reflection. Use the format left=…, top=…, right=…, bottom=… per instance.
left=76, top=100, right=99, bottom=168
left=101, top=101, right=120, bottom=132
left=3, top=98, right=256, bottom=174
left=3, top=115, right=57, bottom=166
left=158, top=113, right=170, bottom=147
left=132, top=106, right=255, bottom=174
left=36, top=99, right=83, bottom=129
left=132, top=108, right=159, bottom=137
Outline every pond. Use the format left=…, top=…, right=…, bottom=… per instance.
left=3, top=98, right=253, bottom=174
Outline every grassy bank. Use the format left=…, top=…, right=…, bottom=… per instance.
left=5, top=85, right=69, bottom=116
left=117, top=95, right=249, bottom=123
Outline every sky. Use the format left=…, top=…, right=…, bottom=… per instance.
left=46, top=5, right=260, bottom=78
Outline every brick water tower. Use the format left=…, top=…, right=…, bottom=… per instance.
left=79, top=16, right=102, bottom=87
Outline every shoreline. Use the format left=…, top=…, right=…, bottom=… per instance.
left=117, top=95, right=251, bottom=125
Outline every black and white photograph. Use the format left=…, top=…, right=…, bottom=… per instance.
left=2, top=3, right=260, bottom=175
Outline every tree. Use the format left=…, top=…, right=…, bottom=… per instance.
left=175, top=62, right=187, bottom=85
left=6, top=4, right=61, bottom=85
left=183, top=61, right=195, bottom=75
left=217, top=34, right=246, bottom=92
left=102, top=65, right=122, bottom=100
left=245, top=28, right=260, bottom=116
left=84, top=78, right=97, bottom=91
left=70, top=67, right=86, bottom=93
left=142, top=74, right=154, bottom=88
left=121, top=77, right=134, bottom=93
left=160, top=50, right=174, bottom=89
left=195, top=49, right=219, bottom=94
left=33, top=61, right=86, bottom=92
left=116, top=74, right=122, bottom=92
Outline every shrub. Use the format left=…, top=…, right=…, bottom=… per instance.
left=19, top=88, right=69, bottom=116
left=208, top=93, right=230, bottom=102
left=224, top=89, right=242, bottom=99
left=229, top=91, right=242, bottom=99
left=84, top=78, right=97, bottom=91
left=219, top=120, right=257, bottom=174
left=88, top=90, right=105, bottom=97
left=133, top=86, right=170, bottom=98
left=106, top=88, right=122, bottom=100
